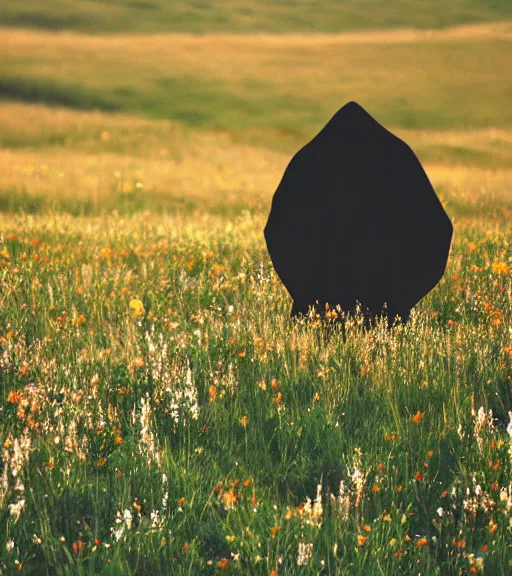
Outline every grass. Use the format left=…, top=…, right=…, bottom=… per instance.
left=0, top=10, right=512, bottom=575
left=0, top=192, right=511, bottom=575
left=1, top=25, right=512, bottom=164
left=1, top=0, right=512, bottom=34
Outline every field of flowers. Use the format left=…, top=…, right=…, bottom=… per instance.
left=0, top=164, right=511, bottom=574
left=0, top=13, right=512, bottom=573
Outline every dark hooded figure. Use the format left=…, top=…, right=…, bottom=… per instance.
left=264, top=101, right=453, bottom=326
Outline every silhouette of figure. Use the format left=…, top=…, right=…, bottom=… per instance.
left=264, top=101, right=453, bottom=325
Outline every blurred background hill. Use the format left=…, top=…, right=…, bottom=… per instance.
left=2, top=0, right=512, bottom=34
left=0, top=0, right=511, bottom=215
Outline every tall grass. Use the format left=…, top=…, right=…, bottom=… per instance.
left=0, top=200, right=511, bottom=574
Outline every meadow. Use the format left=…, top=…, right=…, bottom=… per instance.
left=1, top=4, right=512, bottom=574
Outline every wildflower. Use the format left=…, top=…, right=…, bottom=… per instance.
left=415, top=472, right=424, bottom=481
left=115, top=436, right=123, bottom=445
left=274, top=392, right=283, bottom=405
left=209, top=385, right=217, bottom=403
left=271, top=526, right=281, bottom=538
left=6, top=540, right=15, bottom=553
left=8, top=499, right=25, bottom=520
left=411, top=411, right=424, bottom=423
left=372, top=484, right=380, bottom=492
left=363, top=524, right=371, bottom=532
left=72, top=540, right=86, bottom=554
left=492, top=262, right=509, bottom=275
left=297, top=542, right=314, bottom=566
left=218, top=558, right=229, bottom=569
left=416, top=537, right=428, bottom=548
left=7, top=390, right=21, bottom=404
left=129, top=298, right=145, bottom=317
left=357, top=535, right=368, bottom=546
left=271, top=378, right=278, bottom=389
left=240, top=415, right=248, bottom=428
left=428, top=450, right=434, bottom=458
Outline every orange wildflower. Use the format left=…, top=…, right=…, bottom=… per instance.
left=273, top=392, right=283, bottom=405
left=209, top=385, right=217, bottom=403
left=7, top=390, right=21, bottom=404
left=371, top=484, right=380, bottom=492
left=357, top=535, right=368, bottom=546
left=492, top=262, right=509, bottom=275
left=415, top=472, right=424, bottom=481
left=363, top=524, right=371, bottom=532
left=411, top=411, right=424, bottom=424
left=218, top=558, right=229, bottom=569
left=416, top=538, right=428, bottom=548
left=72, top=540, right=86, bottom=554
left=240, top=415, right=248, bottom=428
left=271, top=378, right=278, bottom=389
left=115, top=436, right=123, bottom=445
left=271, top=526, right=281, bottom=539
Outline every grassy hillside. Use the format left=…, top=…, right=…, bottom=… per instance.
left=1, top=25, right=512, bottom=165
left=1, top=0, right=512, bottom=34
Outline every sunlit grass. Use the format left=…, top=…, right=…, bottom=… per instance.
left=1, top=24, right=512, bottom=152
left=1, top=14, right=512, bottom=574
left=0, top=193, right=511, bottom=573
